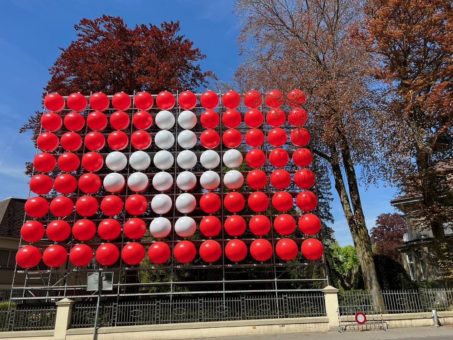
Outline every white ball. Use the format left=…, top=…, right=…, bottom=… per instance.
left=103, top=173, right=125, bottom=193
left=175, top=193, right=196, bottom=214
left=177, top=130, right=197, bottom=149
left=150, top=194, right=172, bottom=214
left=223, top=170, right=244, bottom=190
left=200, top=171, right=220, bottom=190
left=149, top=217, right=171, bottom=239
left=178, top=110, right=197, bottom=129
left=105, top=151, right=127, bottom=171
left=200, top=150, right=220, bottom=169
left=129, top=151, right=151, bottom=171
left=153, top=150, right=174, bottom=170
left=127, top=172, right=149, bottom=192
left=155, top=110, right=175, bottom=130
left=223, top=149, right=243, bottom=168
left=152, top=171, right=173, bottom=192
left=176, top=171, right=197, bottom=191
left=177, top=150, right=197, bottom=170
left=174, top=216, right=196, bottom=238
left=154, top=130, right=175, bottom=150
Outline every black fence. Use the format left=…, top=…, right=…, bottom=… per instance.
left=0, top=304, right=56, bottom=332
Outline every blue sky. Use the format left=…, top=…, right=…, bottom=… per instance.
left=0, top=0, right=397, bottom=245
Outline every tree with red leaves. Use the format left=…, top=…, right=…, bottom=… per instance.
left=371, top=214, right=407, bottom=263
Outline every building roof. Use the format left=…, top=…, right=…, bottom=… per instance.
left=0, top=197, right=26, bottom=238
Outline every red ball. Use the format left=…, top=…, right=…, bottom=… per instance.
left=133, top=110, right=153, bottom=129
left=37, top=132, right=59, bottom=152
left=67, top=92, right=87, bottom=111
left=16, top=246, right=41, bottom=269
left=301, top=239, right=323, bottom=260
left=246, top=169, right=267, bottom=190
left=76, top=195, right=99, bottom=217
left=101, top=195, right=123, bottom=216
left=41, top=112, right=62, bottom=132
left=222, top=128, right=242, bottom=148
left=246, top=149, right=266, bottom=168
left=200, top=193, right=221, bottom=213
left=222, top=90, right=240, bottom=108
left=291, top=128, right=310, bottom=146
left=299, top=214, right=321, bottom=235
left=244, top=90, right=262, bottom=108
left=90, top=92, right=109, bottom=111
left=199, top=240, right=222, bottom=263
left=64, top=111, right=85, bottom=131
left=292, top=148, right=313, bottom=167
left=54, top=174, right=77, bottom=194
left=178, top=90, right=197, bottom=110
left=134, top=91, right=153, bottom=110
left=98, top=219, right=121, bottom=241
left=33, top=153, right=56, bottom=172
left=224, top=215, right=246, bottom=237
left=247, top=192, right=269, bottom=212
left=296, top=191, right=318, bottom=211
left=288, top=108, right=308, bottom=126
left=44, top=92, right=64, bottom=112
left=245, top=128, right=264, bottom=147
left=265, top=89, right=283, bottom=108
left=250, top=239, right=273, bottom=262
left=81, top=152, right=104, bottom=172
left=267, top=128, right=287, bottom=147
left=294, top=169, right=315, bottom=189
left=25, top=197, right=48, bottom=218
left=87, top=111, right=108, bottom=130
left=287, top=89, right=307, bottom=107
left=108, top=131, right=129, bottom=150
left=72, top=219, right=96, bottom=241
left=50, top=196, right=73, bottom=217
left=69, top=244, right=93, bottom=267
left=61, top=132, right=82, bottom=151
left=275, top=238, right=298, bottom=261
left=29, top=174, right=53, bottom=195
left=270, top=169, right=291, bottom=189
left=249, top=215, right=271, bottom=236
left=58, top=152, right=80, bottom=172
left=200, top=129, right=220, bottom=149
left=78, top=173, right=101, bottom=194
left=244, top=109, right=264, bottom=128
left=273, top=214, right=296, bottom=235
left=200, top=110, right=219, bottom=128
left=123, top=218, right=146, bottom=239
left=225, top=239, right=247, bottom=262
left=222, top=109, right=242, bottom=128
left=272, top=192, right=293, bottom=212
left=224, top=192, right=245, bottom=213
left=46, top=220, right=71, bottom=242
left=121, top=242, right=145, bottom=265
left=173, top=241, right=197, bottom=264
left=110, top=111, right=130, bottom=130
left=266, top=108, right=285, bottom=127
left=84, top=131, right=105, bottom=151
left=112, top=92, right=131, bottom=110
left=96, top=243, right=120, bottom=266
left=131, top=130, right=152, bottom=150
left=125, top=194, right=148, bottom=216
left=20, top=221, right=45, bottom=243
left=156, top=91, right=175, bottom=110
left=269, top=148, right=289, bottom=167
left=201, top=90, right=219, bottom=109
left=148, top=242, right=171, bottom=264
left=43, top=245, right=67, bottom=268
left=199, top=216, right=221, bottom=237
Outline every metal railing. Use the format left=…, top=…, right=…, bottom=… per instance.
left=0, top=304, right=56, bottom=331
left=71, top=292, right=326, bottom=328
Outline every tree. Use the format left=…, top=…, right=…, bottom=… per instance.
left=371, top=213, right=407, bottom=263
left=362, top=0, right=452, bottom=278
left=329, top=243, right=361, bottom=290
left=235, top=0, right=385, bottom=309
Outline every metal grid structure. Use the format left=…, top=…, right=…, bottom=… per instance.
left=11, top=91, right=328, bottom=303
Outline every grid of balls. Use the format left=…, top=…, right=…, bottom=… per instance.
left=16, top=89, right=324, bottom=269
